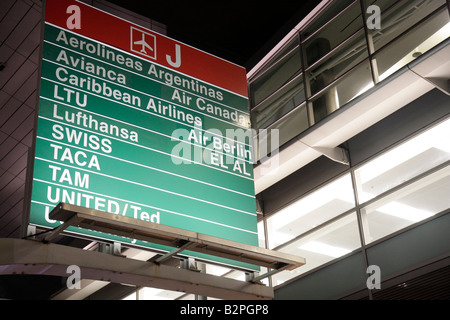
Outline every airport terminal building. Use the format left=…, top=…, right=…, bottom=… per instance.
left=0, top=0, right=449, bottom=300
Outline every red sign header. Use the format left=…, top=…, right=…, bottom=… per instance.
left=44, top=0, right=248, bottom=97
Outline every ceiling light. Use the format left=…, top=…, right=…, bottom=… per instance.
left=357, top=118, right=450, bottom=184
left=377, top=201, right=434, bottom=222
left=299, top=241, right=351, bottom=258
left=269, top=174, right=354, bottom=230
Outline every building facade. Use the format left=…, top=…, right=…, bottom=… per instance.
left=0, top=0, right=449, bottom=300
left=249, top=0, right=450, bottom=299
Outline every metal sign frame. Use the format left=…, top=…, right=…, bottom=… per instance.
left=45, top=202, right=305, bottom=278
left=24, top=0, right=260, bottom=271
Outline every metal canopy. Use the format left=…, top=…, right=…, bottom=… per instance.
left=44, top=202, right=306, bottom=275
left=0, top=238, right=274, bottom=300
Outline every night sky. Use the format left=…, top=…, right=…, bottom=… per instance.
left=106, top=0, right=322, bottom=70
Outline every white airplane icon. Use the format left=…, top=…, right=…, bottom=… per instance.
left=133, top=33, right=153, bottom=55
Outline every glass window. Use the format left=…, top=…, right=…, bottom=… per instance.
left=361, top=164, right=450, bottom=244
left=369, top=0, right=447, bottom=52
left=374, top=7, right=450, bottom=82
left=306, top=29, right=369, bottom=96
left=269, top=103, right=309, bottom=147
left=363, top=0, right=399, bottom=14
left=355, top=118, right=450, bottom=203
left=257, top=220, right=266, bottom=248
left=301, top=0, right=356, bottom=41
left=302, top=1, right=364, bottom=69
left=249, top=36, right=300, bottom=84
left=271, top=212, right=361, bottom=286
left=250, top=42, right=302, bottom=108
left=251, top=74, right=305, bottom=130
left=253, top=103, right=309, bottom=162
left=266, top=174, right=355, bottom=249
left=309, top=59, right=373, bottom=124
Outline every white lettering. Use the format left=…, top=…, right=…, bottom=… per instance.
left=166, top=43, right=181, bottom=68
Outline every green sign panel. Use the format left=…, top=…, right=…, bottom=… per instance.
left=28, top=0, right=258, bottom=270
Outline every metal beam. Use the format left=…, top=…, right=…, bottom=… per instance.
left=0, top=238, right=274, bottom=300
left=47, top=202, right=306, bottom=273
left=154, top=241, right=195, bottom=265
left=43, top=214, right=80, bottom=242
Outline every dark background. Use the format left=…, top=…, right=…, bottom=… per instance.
left=106, top=0, right=322, bottom=69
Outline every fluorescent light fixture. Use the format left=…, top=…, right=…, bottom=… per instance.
left=377, top=201, right=434, bottom=222
left=139, top=287, right=182, bottom=300
left=358, top=118, right=450, bottom=184
left=270, top=231, right=297, bottom=248
left=299, top=241, right=351, bottom=258
left=269, top=174, right=354, bottom=230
